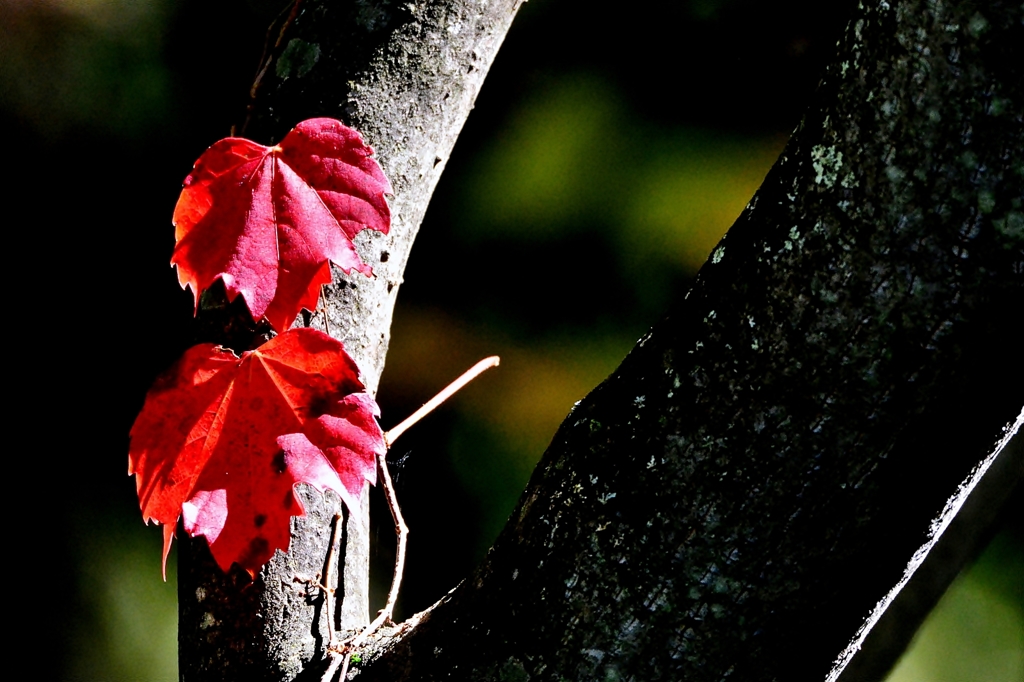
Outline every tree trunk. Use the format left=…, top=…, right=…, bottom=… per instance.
left=179, top=0, right=1024, bottom=680
left=178, top=1, right=524, bottom=679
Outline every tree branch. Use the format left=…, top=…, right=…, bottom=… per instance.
left=349, top=0, right=1024, bottom=679
left=178, top=0, right=1023, bottom=679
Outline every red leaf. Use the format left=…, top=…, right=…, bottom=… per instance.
left=128, top=328, right=384, bottom=576
left=171, top=118, right=392, bottom=331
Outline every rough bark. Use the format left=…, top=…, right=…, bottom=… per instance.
left=178, top=1, right=524, bottom=679
left=352, top=0, right=1024, bottom=679
left=179, top=0, right=1024, bottom=680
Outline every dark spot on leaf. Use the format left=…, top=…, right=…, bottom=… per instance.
left=250, top=396, right=264, bottom=411
left=130, top=322, right=383, bottom=577
left=272, top=450, right=286, bottom=474
left=239, top=536, right=270, bottom=570
left=308, top=394, right=334, bottom=416
left=380, top=251, right=390, bottom=263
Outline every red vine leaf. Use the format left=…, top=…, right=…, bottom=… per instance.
left=171, top=118, right=392, bottom=332
left=128, top=328, right=384, bottom=576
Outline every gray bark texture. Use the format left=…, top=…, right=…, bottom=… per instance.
left=179, top=0, right=1024, bottom=680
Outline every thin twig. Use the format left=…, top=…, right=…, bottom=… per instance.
left=369, top=453, right=409, bottom=630
left=385, top=356, right=501, bottom=447
left=323, top=512, right=343, bottom=644
left=317, top=513, right=344, bottom=682
left=323, top=651, right=345, bottom=682
left=320, top=284, right=332, bottom=337
left=323, top=356, right=501, bottom=678
left=319, top=454, right=405, bottom=681
left=241, top=0, right=303, bottom=136
left=328, top=453, right=407, bottom=679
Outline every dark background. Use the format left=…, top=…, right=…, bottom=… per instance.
left=3, top=1, right=1019, bottom=679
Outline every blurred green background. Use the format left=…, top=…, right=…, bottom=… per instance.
left=4, top=1, right=1018, bottom=680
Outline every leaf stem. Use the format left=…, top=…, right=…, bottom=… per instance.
left=384, top=356, right=500, bottom=447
